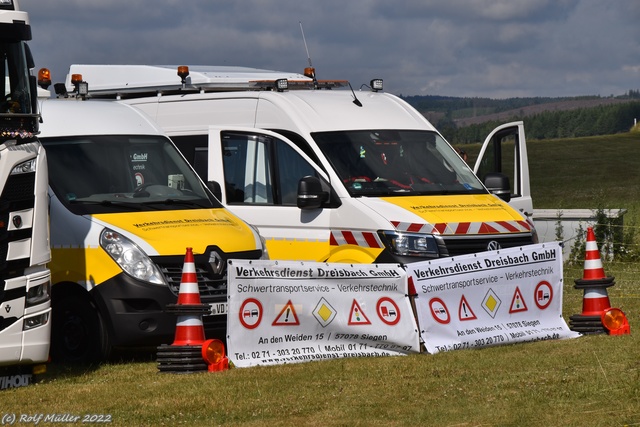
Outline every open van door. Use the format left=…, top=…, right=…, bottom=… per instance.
left=473, top=121, right=533, bottom=217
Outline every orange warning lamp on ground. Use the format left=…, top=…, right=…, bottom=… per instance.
left=601, top=308, right=630, bottom=335
left=201, top=339, right=229, bottom=372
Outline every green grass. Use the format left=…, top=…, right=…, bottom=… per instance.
left=3, top=264, right=639, bottom=427
left=3, top=133, right=640, bottom=426
left=529, top=133, right=640, bottom=210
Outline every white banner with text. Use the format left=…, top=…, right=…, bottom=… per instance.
left=406, top=242, right=580, bottom=354
left=227, top=260, right=420, bottom=367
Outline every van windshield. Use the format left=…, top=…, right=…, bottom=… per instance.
left=43, top=135, right=221, bottom=213
left=313, top=130, right=485, bottom=196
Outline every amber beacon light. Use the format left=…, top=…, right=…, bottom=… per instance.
left=201, top=338, right=229, bottom=372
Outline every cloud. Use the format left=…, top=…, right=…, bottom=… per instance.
left=21, top=0, right=640, bottom=98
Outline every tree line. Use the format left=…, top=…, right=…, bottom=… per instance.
left=402, top=91, right=640, bottom=144
left=402, top=95, right=577, bottom=116
left=442, top=101, right=640, bottom=144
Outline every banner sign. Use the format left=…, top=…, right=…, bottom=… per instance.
left=227, top=260, right=420, bottom=367
left=406, top=242, right=580, bottom=354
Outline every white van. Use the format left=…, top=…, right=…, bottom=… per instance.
left=38, top=98, right=266, bottom=363
left=62, top=65, right=537, bottom=264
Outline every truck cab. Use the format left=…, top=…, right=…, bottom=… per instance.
left=0, top=0, right=51, bottom=387
left=60, top=64, right=537, bottom=265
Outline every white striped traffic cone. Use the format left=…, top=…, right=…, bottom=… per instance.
left=171, top=247, right=207, bottom=346
left=577, top=227, right=612, bottom=316
left=581, top=227, right=608, bottom=281
left=176, top=247, right=202, bottom=306
left=569, top=227, right=615, bottom=334
left=158, top=248, right=215, bottom=373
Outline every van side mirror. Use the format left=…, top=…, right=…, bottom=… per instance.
left=483, top=172, right=511, bottom=202
left=297, top=176, right=328, bottom=210
left=206, top=180, right=222, bottom=201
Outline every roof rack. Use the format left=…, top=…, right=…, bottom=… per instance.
left=62, top=65, right=349, bottom=98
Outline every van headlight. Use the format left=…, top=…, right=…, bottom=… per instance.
left=100, top=228, right=167, bottom=285
left=380, top=231, right=439, bottom=258
left=248, top=224, right=269, bottom=260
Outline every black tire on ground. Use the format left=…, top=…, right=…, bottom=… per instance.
left=50, top=293, right=111, bottom=364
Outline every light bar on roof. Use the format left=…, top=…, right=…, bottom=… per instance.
left=275, top=79, right=288, bottom=91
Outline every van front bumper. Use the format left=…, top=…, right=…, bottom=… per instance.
left=89, top=272, right=227, bottom=349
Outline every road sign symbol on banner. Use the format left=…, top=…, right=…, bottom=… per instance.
left=429, top=297, right=450, bottom=324
left=509, top=286, right=528, bottom=313
left=348, top=300, right=372, bottom=325
left=239, top=298, right=263, bottom=330
left=273, top=300, right=301, bottom=326
left=458, top=295, right=477, bottom=321
left=534, top=281, right=553, bottom=310
left=313, top=297, right=337, bottom=328
left=377, top=297, right=401, bottom=325
left=482, top=289, right=502, bottom=318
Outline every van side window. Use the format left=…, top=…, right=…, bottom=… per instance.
left=170, top=134, right=208, bottom=178
left=272, top=129, right=325, bottom=172
left=275, top=140, right=318, bottom=205
left=476, top=129, right=520, bottom=197
left=193, top=147, right=209, bottom=180
left=221, top=132, right=318, bottom=206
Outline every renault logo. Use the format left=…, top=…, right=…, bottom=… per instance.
left=487, top=241, right=501, bottom=251
left=209, top=252, right=224, bottom=275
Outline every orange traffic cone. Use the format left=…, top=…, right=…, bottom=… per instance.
left=582, top=226, right=607, bottom=279
left=170, top=247, right=207, bottom=346
left=569, top=227, right=629, bottom=335
left=175, top=248, right=202, bottom=305
left=157, top=247, right=213, bottom=373
left=576, top=227, right=612, bottom=316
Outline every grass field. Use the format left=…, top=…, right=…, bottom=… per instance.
left=2, top=133, right=640, bottom=426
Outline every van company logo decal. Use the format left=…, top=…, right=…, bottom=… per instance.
left=131, top=152, right=148, bottom=162
left=133, top=218, right=234, bottom=228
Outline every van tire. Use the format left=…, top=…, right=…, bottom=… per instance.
left=50, top=293, right=111, bottom=364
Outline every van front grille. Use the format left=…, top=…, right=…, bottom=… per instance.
left=153, top=246, right=262, bottom=301
left=437, top=233, right=535, bottom=257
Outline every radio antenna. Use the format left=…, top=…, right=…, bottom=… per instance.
left=299, top=21, right=318, bottom=89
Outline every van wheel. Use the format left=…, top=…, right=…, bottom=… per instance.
left=51, top=294, right=111, bottom=364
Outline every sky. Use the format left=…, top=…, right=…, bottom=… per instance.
left=20, top=0, right=640, bottom=99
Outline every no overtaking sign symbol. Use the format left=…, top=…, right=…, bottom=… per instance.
left=239, top=298, right=263, bottom=329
